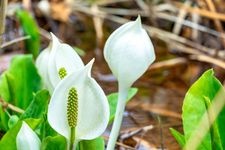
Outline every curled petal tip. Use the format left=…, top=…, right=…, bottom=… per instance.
left=136, top=15, right=141, bottom=22
left=50, top=32, right=55, bottom=37
left=50, top=32, right=60, bottom=43
left=89, top=58, right=95, bottom=65
left=49, top=32, right=55, bottom=38
left=135, top=15, right=142, bottom=29
left=84, top=58, right=95, bottom=75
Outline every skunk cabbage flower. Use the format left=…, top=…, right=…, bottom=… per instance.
left=16, top=122, right=41, bottom=150
left=36, top=33, right=84, bottom=93
left=104, top=16, right=155, bottom=150
left=48, top=59, right=109, bottom=149
left=104, top=16, right=155, bottom=89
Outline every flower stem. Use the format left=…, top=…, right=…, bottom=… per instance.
left=106, top=86, right=128, bottom=150
left=69, top=127, right=75, bottom=150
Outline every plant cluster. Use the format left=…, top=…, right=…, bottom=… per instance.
left=0, top=16, right=155, bottom=150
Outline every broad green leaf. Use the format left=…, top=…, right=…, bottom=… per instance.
left=18, top=89, right=56, bottom=139
left=169, top=128, right=185, bottom=147
left=182, top=69, right=225, bottom=149
left=0, top=55, right=41, bottom=131
left=107, top=88, right=138, bottom=124
left=79, top=137, right=105, bottom=150
left=41, top=135, right=66, bottom=150
left=16, top=10, right=40, bottom=58
left=20, top=90, right=50, bottom=119
left=0, top=118, right=41, bottom=150
left=7, top=55, right=41, bottom=109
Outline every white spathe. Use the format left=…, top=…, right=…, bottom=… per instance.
left=16, top=122, right=41, bottom=150
left=47, top=59, right=109, bottom=142
left=104, top=16, right=155, bottom=89
left=36, top=43, right=53, bottom=92
left=36, top=33, right=84, bottom=93
left=104, top=16, right=156, bottom=150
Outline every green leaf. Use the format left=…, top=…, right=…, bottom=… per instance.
left=19, top=89, right=57, bottom=140
left=0, top=73, right=12, bottom=102
left=169, top=128, right=185, bottom=147
left=20, top=90, right=50, bottom=119
left=41, top=135, right=67, bottom=150
left=182, top=69, right=225, bottom=149
left=16, top=10, right=40, bottom=58
left=7, top=55, right=41, bottom=109
left=79, top=137, right=105, bottom=150
left=107, top=88, right=138, bottom=124
left=39, top=119, right=58, bottom=140
left=0, top=55, right=41, bottom=131
left=0, top=107, right=9, bottom=131
left=0, top=118, right=41, bottom=150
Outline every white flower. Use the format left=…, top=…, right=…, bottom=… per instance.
left=104, top=16, right=155, bottom=150
left=47, top=59, right=109, bottom=149
left=16, top=122, right=41, bottom=150
left=104, top=15, right=155, bottom=89
left=36, top=33, right=84, bottom=93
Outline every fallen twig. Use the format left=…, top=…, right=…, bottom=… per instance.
left=172, top=0, right=192, bottom=34
left=149, top=58, right=187, bottom=70
left=174, top=1, right=225, bottom=22
left=189, top=54, right=225, bottom=70
left=0, top=98, right=25, bottom=114
left=72, top=5, right=225, bottom=59
left=120, top=125, right=154, bottom=140
left=103, top=136, right=136, bottom=150
left=0, top=35, right=30, bottom=49
left=204, top=0, right=225, bottom=49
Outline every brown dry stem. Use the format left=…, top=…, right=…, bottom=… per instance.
left=0, top=98, right=25, bottom=114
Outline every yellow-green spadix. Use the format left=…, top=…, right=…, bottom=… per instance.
left=36, top=33, right=84, bottom=93
left=16, top=122, right=41, bottom=150
left=47, top=59, right=109, bottom=147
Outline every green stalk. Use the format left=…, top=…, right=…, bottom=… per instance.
left=69, top=127, right=76, bottom=150
left=0, top=0, right=7, bottom=46
left=106, top=86, right=128, bottom=150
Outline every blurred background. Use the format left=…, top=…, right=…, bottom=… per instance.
left=1, top=0, right=225, bottom=149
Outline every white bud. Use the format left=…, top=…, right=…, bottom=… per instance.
left=104, top=16, right=155, bottom=89
left=16, top=122, right=41, bottom=150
